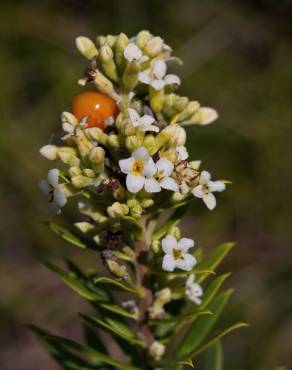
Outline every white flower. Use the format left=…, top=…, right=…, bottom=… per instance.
left=162, top=235, right=196, bottom=272
left=154, top=158, right=179, bottom=192
left=124, top=43, right=148, bottom=64
left=149, top=341, right=165, bottom=361
left=38, top=169, right=67, bottom=214
left=138, top=60, right=180, bottom=91
left=191, top=171, right=225, bottom=210
left=127, top=108, right=159, bottom=133
left=185, top=274, right=203, bottom=305
left=176, top=145, right=189, bottom=161
left=119, top=147, right=159, bottom=193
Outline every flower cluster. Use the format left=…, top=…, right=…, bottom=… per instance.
left=38, top=30, right=228, bottom=363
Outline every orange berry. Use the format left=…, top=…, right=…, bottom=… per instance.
left=72, top=91, right=119, bottom=130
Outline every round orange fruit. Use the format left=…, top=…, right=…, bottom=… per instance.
left=72, top=91, right=119, bottom=130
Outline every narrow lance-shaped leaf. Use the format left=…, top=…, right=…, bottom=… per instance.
left=204, top=341, right=223, bottom=370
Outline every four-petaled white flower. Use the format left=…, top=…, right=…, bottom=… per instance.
left=119, top=147, right=159, bottom=193
left=185, top=274, right=203, bottom=305
left=139, top=60, right=180, bottom=91
left=124, top=43, right=148, bottom=64
left=154, top=158, right=179, bottom=192
left=128, top=108, right=159, bottom=133
left=191, top=170, right=225, bottom=210
left=162, top=235, right=196, bottom=272
left=38, top=169, right=67, bottom=214
left=176, top=145, right=189, bottom=161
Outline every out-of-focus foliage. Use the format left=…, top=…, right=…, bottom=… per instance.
left=0, top=0, right=291, bottom=369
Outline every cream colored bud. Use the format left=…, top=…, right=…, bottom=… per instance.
left=187, top=107, right=218, bottom=125
left=125, top=135, right=143, bottom=151
left=143, top=135, right=156, bottom=153
left=107, top=202, right=129, bottom=218
left=75, top=36, right=98, bottom=60
left=68, top=166, right=81, bottom=176
left=140, top=198, right=154, bottom=208
left=189, top=160, right=201, bottom=170
left=155, top=288, right=172, bottom=307
left=58, top=183, right=78, bottom=197
left=168, top=226, right=181, bottom=240
left=105, top=35, right=116, bottom=48
left=86, top=127, right=108, bottom=145
left=122, top=61, right=140, bottom=92
left=62, top=111, right=78, bottom=127
left=97, top=35, right=106, bottom=46
left=151, top=239, right=160, bottom=253
left=136, top=30, right=152, bottom=49
left=58, top=147, right=80, bottom=166
left=174, top=96, right=189, bottom=112
left=168, top=126, right=186, bottom=146
left=178, top=100, right=200, bottom=121
left=78, top=201, right=108, bottom=223
left=144, top=36, right=164, bottom=57
left=121, top=123, right=136, bottom=136
left=114, top=33, right=129, bottom=69
left=71, top=175, right=93, bottom=189
left=106, top=260, right=128, bottom=279
left=108, top=134, right=120, bottom=148
left=74, top=222, right=95, bottom=234
left=83, top=168, right=95, bottom=178
left=99, top=44, right=118, bottom=82
left=153, top=125, right=186, bottom=153
left=89, top=147, right=105, bottom=164
left=92, top=69, right=120, bottom=102
left=129, top=204, right=142, bottom=218
left=39, top=145, right=58, bottom=160
left=149, top=341, right=165, bottom=361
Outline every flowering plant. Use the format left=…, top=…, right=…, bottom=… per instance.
left=32, top=31, right=247, bottom=369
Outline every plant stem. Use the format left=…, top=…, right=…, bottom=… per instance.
left=136, top=216, right=154, bottom=369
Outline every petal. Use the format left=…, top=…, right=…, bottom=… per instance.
left=127, top=108, right=140, bottom=124
left=126, top=174, right=145, bottom=193
left=208, top=180, right=226, bottom=193
left=150, top=79, right=165, bottom=91
left=178, top=238, right=194, bottom=251
left=140, top=124, right=159, bottom=133
left=200, top=170, right=211, bottom=184
left=47, top=169, right=59, bottom=188
left=203, top=193, right=216, bottom=210
left=144, top=178, right=161, bottom=193
left=198, top=107, right=218, bottom=125
left=62, top=122, right=74, bottom=133
left=139, top=114, right=155, bottom=126
left=161, top=235, right=177, bottom=254
left=143, top=159, right=157, bottom=177
left=156, top=158, right=174, bottom=176
left=38, top=180, right=50, bottom=195
left=162, top=255, right=176, bottom=272
left=138, top=71, right=151, bottom=84
left=164, top=74, right=181, bottom=86
left=192, top=185, right=204, bottom=198
left=160, top=177, right=179, bottom=192
left=53, top=189, right=67, bottom=208
left=39, top=145, right=58, bottom=160
left=124, top=43, right=142, bottom=62
left=132, top=146, right=149, bottom=161
left=176, top=254, right=197, bottom=271
left=186, top=274, right=195, bottom=286
left=176, top=146, right=189, bottom=160
left=153, top=60, right=167, bottom=79
left=119, top=157, right=135, bottom=174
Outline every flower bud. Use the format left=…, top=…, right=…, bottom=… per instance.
left=90, top=69, right=120, bottom=102
left=153, top=125, right=186, bottom=153
left=174, top=96, right=189, bottom=112
left=186, top=107, right=218, bottom=125
left=168, top=125, right=186, bottom=146
left=106, top=260, right=128, bottom=279
left=143, top=135, right=156, bottom=153
left=125, top=135, right=143, bottom=151
left=144, top=36, right=164, bottom=57
left=178, top=100, right=200, bottom=121
left=149, top=341, right=165, bottom=361
left=107, top=202, right=129, bottom=218
left=155, top=288, right=172, bottom=307
left=39, top=145, right=58, bottom=160
left=189, top=160, right=201, bottom=170
left=121, top=123, right=136, bottom=136
left=69, top=166, right=82, bottom=176
left=136, top=30, right=152, bottom=49
left=108, top=134, right=120, bottom=148
left=168, top=226, right=181, bottom=239
left=140, top=198, right=154, bottom=208
left=129, top=204, right=142, bottom=218
left=149, top=86, right=164, bottom=113
left=78, top=201, right=108, bottom=223
left=83, top=168, right=95, bottom=178
left=97, top=35, right=107, bottom=46
left=114, top=33, right=129, bottom=69
left=71, top=175, right=93, bottom=189
left=74, top=221, right=95, bottom=234
left=151, top=239, right=160, bottom=253
left=99, top=44, right=118, bottom=82
left=58, top=147, right=80, bottom=166
left=122, top=61, right=140, bottom=92
left=89, top=147, right=105, bottom=164
left=62, top=111, right=78, bottom=127
left=86, top=127, right=108, bottom=145
left=75, top=36, right=98, bottom=60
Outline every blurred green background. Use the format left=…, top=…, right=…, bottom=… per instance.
left=0, top=0, right=291, bottom=369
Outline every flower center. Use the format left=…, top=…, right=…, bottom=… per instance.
left=155, top=169, right=165, bottom=182
left=132, top=160, right=144, bottom=176
left=172, top=248, right=183, bottom=260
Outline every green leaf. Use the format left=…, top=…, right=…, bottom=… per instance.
left=44, top=221, right=87, bottom=249
left=94, top=276, right=142, bottom=297
left=191, top=322, right=248, bottom=358
left=152, top=203, right=190, bottom=240
left=204, top=341, right=223, bottom=370
left=80, top=314, right=145, bottom=347
left=170, top=290, right=233, bottom=360
left=150, top=309, right=212, bottom=325
left=120, top=216, right=142, bottom=237
left=28, top=325, right=139, bottom=370
left=45, top=261, right=108, bottom=302
left=200, top=274, right=231, bottom=309
left=99, top=303, right=138, bottom=319
left=196, top=242, right=235, bottom=284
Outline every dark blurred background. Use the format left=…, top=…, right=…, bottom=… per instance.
left=0, top=0, right=291, bottom=369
